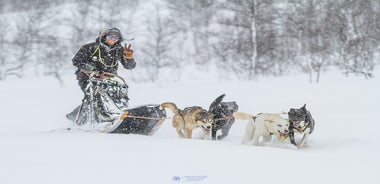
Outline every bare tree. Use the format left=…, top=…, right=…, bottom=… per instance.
left=102, top=0, right=139, bottom=28
left=87, top=0, right=139, bottom=31
left=166, top=0, right=216, bottom=66
left=213, top=0, right=259, bottom=79
left=38, top=35, right=69, bottom=85
left=139, top=4, right=177, bottom=82
left=2, top=0, right=379, bottom=82
left=68, top=0, right=94, bottom=52
left=0, top=18, right=21, bottom=79
left=285, top=0, right=333, bottom=82
left=0, top=1, right=6, bottom=14
left=326, top=0, right=378, bottom=79
left=11, top=0, right=69, bottom=82
left=255, top=0, right=295, bottom=77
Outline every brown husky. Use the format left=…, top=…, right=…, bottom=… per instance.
left=160, top=102, right=214, bottom=139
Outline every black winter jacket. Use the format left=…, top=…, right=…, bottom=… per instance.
left=72, top=37, right=136, bottom=77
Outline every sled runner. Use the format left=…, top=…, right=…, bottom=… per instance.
left=66, top=72, right=166, bottom=135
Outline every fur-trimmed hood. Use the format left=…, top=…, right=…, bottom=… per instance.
left=95, top=28, right=124, bottom=49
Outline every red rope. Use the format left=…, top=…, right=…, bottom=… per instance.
left=124, top=115, right=166, bottom=121
left=214, top=117, right=234, bottom=121
left=122, top=115, right=234, bottom=122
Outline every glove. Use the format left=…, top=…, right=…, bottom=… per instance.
left=123, top=44, right=134, bottom=59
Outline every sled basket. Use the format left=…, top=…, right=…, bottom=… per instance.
left=110, top=104, right=166, bottom=135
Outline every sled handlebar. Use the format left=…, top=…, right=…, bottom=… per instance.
left=82, top=70, right=127, bottom=84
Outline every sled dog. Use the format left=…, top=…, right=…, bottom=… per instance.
left=209, top=94, right=238, bottom=140
left=160, top=102, right=214, bottom=139
left=287, top=104, right=315, bottom=148
left=233, top=112, right=289, bottom=146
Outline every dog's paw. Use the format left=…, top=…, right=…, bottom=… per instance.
left=285, top=144, right=298, bottom=150
left=217, top=135, right=226, bottom=140
left=297, top=143, right=310, bottom=149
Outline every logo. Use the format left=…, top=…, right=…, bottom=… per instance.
left=172, top=176, right=181, bottom=182
left=172, top=175, right=208, bottom=182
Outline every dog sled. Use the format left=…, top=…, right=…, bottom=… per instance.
left=66, top=71, right=166, bottom=135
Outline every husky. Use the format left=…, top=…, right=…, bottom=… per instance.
left=160, top=102, right=214, bottom=140
left=233, top=112, right=289, bottom=146
left=288, top=104, right=315, bottom=148
left=209, top=94, right=238, bottom=140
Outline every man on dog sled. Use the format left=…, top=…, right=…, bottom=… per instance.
left=66, top=28, right=166, bottom=135
left=73, top=27, right=135, bottom=93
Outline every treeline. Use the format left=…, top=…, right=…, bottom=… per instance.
left=0, top=0, right=379, bottom=83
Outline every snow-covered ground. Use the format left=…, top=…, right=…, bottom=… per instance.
left=0, top=70, right=379, bottom=184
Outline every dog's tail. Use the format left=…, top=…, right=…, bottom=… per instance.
left=236, top=112, right=256, bottom=144
left=160, top=102, right=181, bottom=116
left=233, top=112, right=254, bottom=120
left=209, top=94, right=225, bottom=112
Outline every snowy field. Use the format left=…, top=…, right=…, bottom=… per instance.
left=0, top=70, right=379, bottom=184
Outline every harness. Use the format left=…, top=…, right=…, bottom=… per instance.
left=91, top=44, right=119, bottom=68
left=291, top=121, right=310, bottom=133
left=212, top=106, right=237, bottom=123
